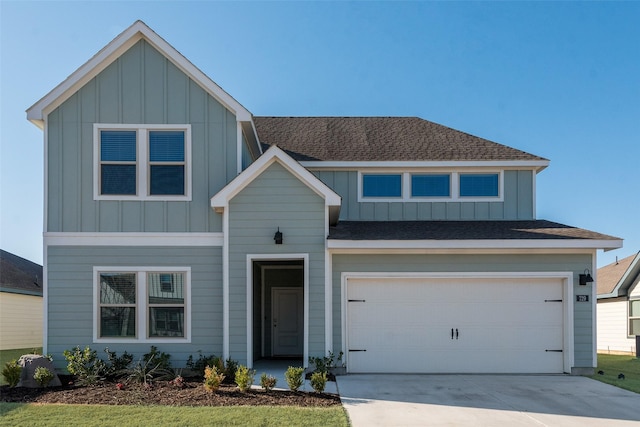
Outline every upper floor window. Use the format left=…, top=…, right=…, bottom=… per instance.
left=94, top=124, right=191, bottom=201
left=411, top=174, right=450, bottom=197
left=359, top=171, right=502, bottom=201
left=362, top=174, right=402, bottom=198
left=95, top=267, right=190, bottom=343
left=630, top=299, right=640, bottom=336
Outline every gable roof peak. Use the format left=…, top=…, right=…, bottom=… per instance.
left=27, top=20, right=252, bottom=128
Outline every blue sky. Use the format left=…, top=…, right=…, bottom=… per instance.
left=1, top=1, right=638, bottom=268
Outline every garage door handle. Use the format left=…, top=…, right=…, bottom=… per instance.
left=451, top=328, right=454, bottom=339
left=456, top=328, right=459, bottom=339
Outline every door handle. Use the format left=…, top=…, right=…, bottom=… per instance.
left=456, top=328, right=459, bottom=339
left=451, top=328, right=454, bottom=339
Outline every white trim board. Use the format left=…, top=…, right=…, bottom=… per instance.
left=302, top=160, right=549, bottom=172
left=44, top=232, right=223, bottom=247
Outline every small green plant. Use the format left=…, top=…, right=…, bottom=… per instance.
left=310, top=371, right=327, bottom=393
left=143, top=346, right=172, bottom=371
left=285, top=366, right=305, bottom=391
left=203, top=365, right=225, bottom=392
left=187, top=353, right=222, bottom=377
left=1, top=360, right=22, bottom=387
left=33, top=366, right=55, bottom=387
left=260, top=373, right=277, bottom=391
left=234, top=365, right=255, bottom=392
left=309, top=351, right=344, bottom=374
left=63, top=346, right=106, bottom=385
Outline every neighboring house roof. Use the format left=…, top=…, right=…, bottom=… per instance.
left=328, top=220, right=621, bottom=250
left=254, top=116, right=549, bottom=168
left=211, top=145, right=342, bottom=224
left=597, top=252, right=640, bottom=299
left=0, top=250, right=43, bottom=296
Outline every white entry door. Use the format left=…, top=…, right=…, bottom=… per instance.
left=346, top=276, right=567, bottom=373
left=272, top=287, right=303, bottom=356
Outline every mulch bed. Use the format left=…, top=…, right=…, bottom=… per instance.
left=0, top=376, right=341, bottom=407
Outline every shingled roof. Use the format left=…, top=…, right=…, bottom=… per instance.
left=597, top=252, right=640, bottom=297
left=328, top=220, right=620, bottom=242
left=0, top=250, right=43, bottom=296
left=254, top=116, right=547, bottom=162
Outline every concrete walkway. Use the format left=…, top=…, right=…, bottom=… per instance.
left=337, top=374, right=640, bottom=426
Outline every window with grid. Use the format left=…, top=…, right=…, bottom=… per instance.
left=148, top=273, right=185, bottom=337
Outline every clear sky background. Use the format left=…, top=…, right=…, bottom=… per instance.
left=1, top=1, right=638, bottom=269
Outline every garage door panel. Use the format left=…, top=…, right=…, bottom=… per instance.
left=346, top=277, right=566, bottom=374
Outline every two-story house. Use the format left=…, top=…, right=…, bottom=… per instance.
left=27, top=21, right=621, bottom=375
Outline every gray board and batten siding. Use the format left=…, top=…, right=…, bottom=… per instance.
left=332, top=253, right=595, bottom=369
left=46, top=246, right=222, bottom=370
left=313, top=170, right=534, bottom=221
left=46, top=39, right=238, bottom=234
left=227, top=161, right=328, bottom=364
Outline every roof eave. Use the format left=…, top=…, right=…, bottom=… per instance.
left=327, top=238, right=622, bottom=251
left=301, top=160, right=550, bottom=171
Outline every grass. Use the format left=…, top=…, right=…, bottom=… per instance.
left=0, top=403, right=349, bottom=427
left=0, top=348, right=42, bottom=385
left=590, top=353, right=640, bottom=393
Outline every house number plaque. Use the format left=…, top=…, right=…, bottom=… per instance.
left=576, top=295, right=589, bottom=302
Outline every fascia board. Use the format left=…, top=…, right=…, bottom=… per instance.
left=608, top=252, right=640, bottom=297
left=327, top=239, right=623, bottom=251
left=300, top=160, right=550, bottom=172
left=27, top=20, right=251, bottom=126
left=211, top=146, right=341, bottom=210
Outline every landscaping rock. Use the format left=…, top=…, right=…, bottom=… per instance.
left=17, top=354, right=62, bottom=388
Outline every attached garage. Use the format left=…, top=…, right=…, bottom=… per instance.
left=344, top=273, right=573, bottom=374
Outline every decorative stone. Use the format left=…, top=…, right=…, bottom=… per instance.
left=17, top=354, right=62, bottom=388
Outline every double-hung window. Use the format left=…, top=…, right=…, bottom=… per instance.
left=95, top=124, right=191, bottom=200
left=94, top=267, right=190, bottom=342
left=630, top=300, right=640, bottom=336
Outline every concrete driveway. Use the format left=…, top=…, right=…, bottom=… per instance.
left=337, top=375, right=640, bottom=426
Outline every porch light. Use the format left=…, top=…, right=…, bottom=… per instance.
left=579, top=269, right=594, bottom=286
left=274, top=227, right=283, bottom=245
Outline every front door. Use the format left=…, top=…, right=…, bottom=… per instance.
left=272, top=287, right=303, bottom=356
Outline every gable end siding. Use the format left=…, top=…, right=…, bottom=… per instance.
left=227, top=162, right=327, bottom=363
left=313, top=170, right=533, bottom=221
left=46, top=40, right=238, bottom=233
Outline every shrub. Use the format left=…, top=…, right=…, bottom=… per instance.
left=260, top=373, right=277, bottom=391
left=309, top=351, right=343, bottom=374
left=33, top=366, right=55, bottom=387
left=234, top=365, right=255, bottom=392
left=1, top=360, right=22, bottom=387
left=187, top=353, right=222, bottom=377
left=310, top=371, right=327, bottom=393
left=284, top=366, right=305, bottom=391
left=63, top=346, right=106, bottom=385
left=203, top=365, right=225, bottom=392
left=103, top=348, right=133, bottom=380
left=125, top=357, right=173, bottom=385
left=224, top=358, right=239, bottom=383
left=143, top=346, right=171, bottom=371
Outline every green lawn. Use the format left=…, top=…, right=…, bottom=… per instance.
left=0, top=348, right=42, bottom=386
left=590, top=353, right=640, bottom=394
left=0, top=403, right=349, bottom=427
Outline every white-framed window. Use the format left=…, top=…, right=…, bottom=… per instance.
left=358, top=171, right=502, bottom=202
left=93, top=267, right=191, bottom=343
left=93, top=124, right=192, bottom=201
left=629, top=299, right=640, bottom=336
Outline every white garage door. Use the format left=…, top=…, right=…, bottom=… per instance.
left=346, top=276, right=566, bottom=373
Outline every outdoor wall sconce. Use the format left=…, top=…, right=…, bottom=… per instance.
left=579, top=269, right=594, bottom=286
left=274, top=227, right=283, bottom=245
